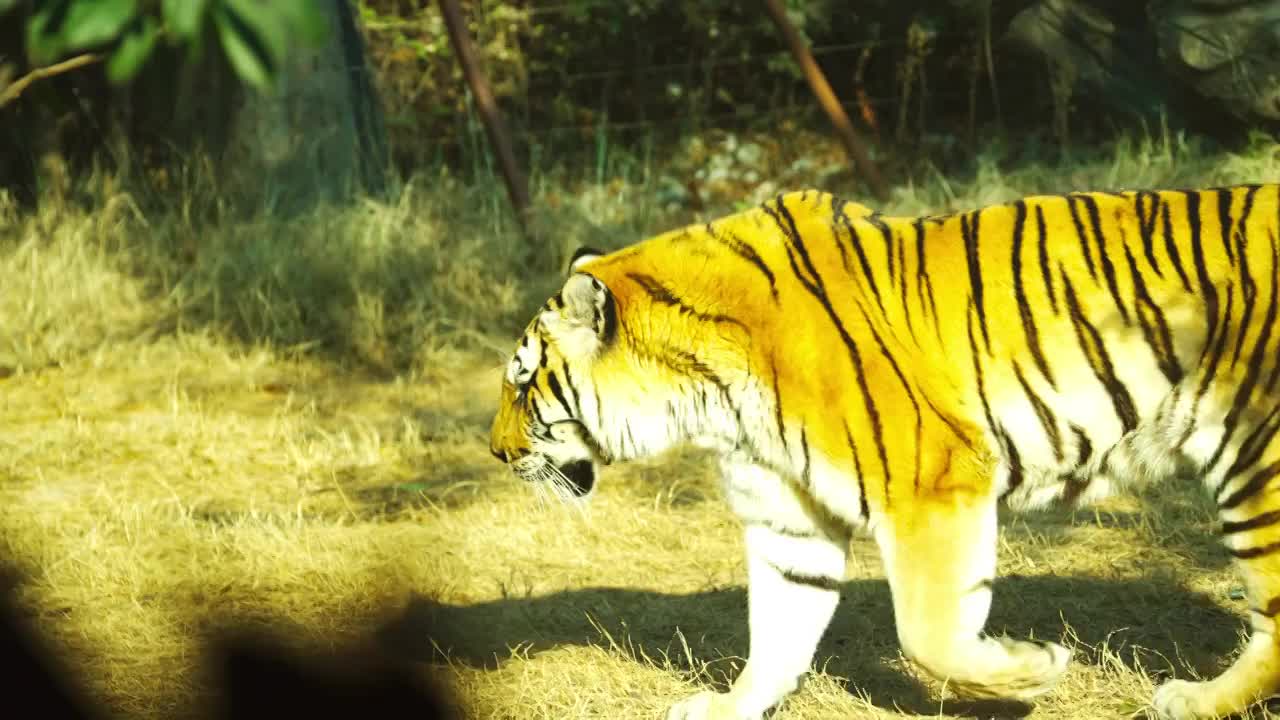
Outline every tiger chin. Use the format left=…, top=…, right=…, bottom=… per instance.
left=490, top=186, right=1280, bottom=719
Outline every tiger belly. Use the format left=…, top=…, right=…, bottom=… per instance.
left=987, top=355, right=1192, bottom=511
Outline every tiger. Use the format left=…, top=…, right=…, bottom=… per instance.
left=488, top=184, right=1280, bottom=719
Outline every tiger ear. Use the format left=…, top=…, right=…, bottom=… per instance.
left=542, top=273, right=616, bottom=351
left=568, top=246, right=605, bottom=274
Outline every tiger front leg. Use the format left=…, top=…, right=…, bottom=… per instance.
left=1150, top=452, right=1280, bottom=719
left=877, top=485, right=1071, bottom=701
left=666, top=460, right=847, bottom=720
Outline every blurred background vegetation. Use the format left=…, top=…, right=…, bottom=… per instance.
left=2, top=0, right=1279, bottom=372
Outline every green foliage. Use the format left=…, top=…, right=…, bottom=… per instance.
left=3, top=0, right=329, bottom=89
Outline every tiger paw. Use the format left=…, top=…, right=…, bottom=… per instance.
left=990, top=637, right=1072, bottom=699
left=1151, top=680, right=1216, bottom=720
left=928, top=637, right=1071, bottom=701
left=664, top=690, right=759, bottom=720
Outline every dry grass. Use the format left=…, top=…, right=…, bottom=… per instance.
left=3, top=131, right=1280, bottom=719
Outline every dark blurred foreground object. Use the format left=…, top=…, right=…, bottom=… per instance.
left=0, top=567, right=457, bottom=720
left=0, top=570, right=104, bottom=720
left=208, top=630, right=458, bottom=720
left=1007, top=0, right=1280, bottom=124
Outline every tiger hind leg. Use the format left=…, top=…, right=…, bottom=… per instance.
left=1151, top=442, right=1280, bottom=719
left=877, top=484, right=1071, bottom=700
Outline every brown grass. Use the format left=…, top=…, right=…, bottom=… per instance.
left=3, top=131, right=1280, bottom=719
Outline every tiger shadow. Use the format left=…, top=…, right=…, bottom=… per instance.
left=377, top=574, right=1244, bottom=718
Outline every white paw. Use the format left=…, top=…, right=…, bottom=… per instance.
left=942, top=638, right=1072, bottom=700
left=994, top=637, right=1073, bottom=698
left=1151, top=679, right=1212, bottom=720
left=664, top=690, right=758, bottom=720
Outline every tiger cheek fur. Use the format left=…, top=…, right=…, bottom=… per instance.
left=493, top=185, right=1280, bottom=720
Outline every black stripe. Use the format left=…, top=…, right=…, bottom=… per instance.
left=1067, top=195, right=1099, bottom=280
left=963, top=210, right=991, bottom=350
left=1222, top=510, right=1280, bottom=535
left=1012, top=200, right=1057, bottom=387
left=868, top=215, right=897, bottom=287
left=1267, top=227, right=1280, bottom=395
left=529, top=394, right=551, bottom=427
left=1124, top=244, right=1184, bottom=384
left=850, top=294, right=924, bottom=496
left=1077, top=193, right=1131, bottom=324
left=1257, top=597, right=1280, bottom=617
left=599, top=288, right=619, bottom=348
left=1061, top=271, right=1139, bottom=432
left=1014, top=362, right=1064, bottom=462
left=1229, top=185, right=1260, bottom=367
left=997, top=424, right=1025, bottom=500
left=666, top=349, right=734, bottom=397
left=844, top=419, right=871, bottom=520
left=834, top=205, right=887, bottom=316
left=1217, top=188, right=1236, bottom=265
left=626, top=272, right=748, bottom=330
left=707, top=223, right=779, bottom=301
left=759, top=521, right=818, bottom=539
left=1206, top=243, right=1279, bottom=473
left=912, top=218, right=931, bottom=327
left=770, top=350, right=788, bottom=452
left=1197, top=283, right=1235, bottom=402
left=1160, top=195, right=1193, bottom=292
left=1225, top=404, right=1280, bottom=484
left=1035, top=204, right=1059, bottom=314
left=558, top=363, right=582, bottom=414
left=967, top=301, right=1014, bottom=501
left=915, top=218, right=942, bottom=342
left=828, top=195, right=854, bottom=273
left=763, top=196, right=892, bottom=501
left=897, top=222, right=915, bottom=341
left=642, top=343, right=747, bottom=439
left=800, top=427, right=812, bottom=485
left=1136, top=191, right=1164, bottom=278
left=771, top=563, right=842, bottom=592
left=1219, top=460, right=1280, bottom=510
left=1228, top=541, right=1280, bottom=560
left=623, top=421, right=637, bottom=455
left=1186, top=191, right=1219, bottom=351
left=1070, top=423, right=1094, bottom=467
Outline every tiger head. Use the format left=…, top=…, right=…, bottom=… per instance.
left=489, top=248, right=618, bottom=499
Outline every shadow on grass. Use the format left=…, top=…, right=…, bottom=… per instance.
left=379, top=574, right=1245, bottom=719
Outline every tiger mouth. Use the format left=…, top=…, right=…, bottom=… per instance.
left=512, top=453, right=595, bottom=497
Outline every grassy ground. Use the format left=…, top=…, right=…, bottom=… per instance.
left=3, top=130, right=1280, bottom=719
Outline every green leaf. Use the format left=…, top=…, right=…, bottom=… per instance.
left=0, top=0, right=20, bottom=15
left=26, top=1, right=72, bottom=65
left=276, top=0, right=329, bottom=47
left=162, top=0, right=207, bottom=39
left=60, top=0, right=138, bottom=52
left=214, top=1, right=279, bottom=90
left=225, top=0, right=286, bottom=61
left=106, top=16, right=159, bottom=84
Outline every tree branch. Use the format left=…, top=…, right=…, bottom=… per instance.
left=0, top=53, right=102, bottom=109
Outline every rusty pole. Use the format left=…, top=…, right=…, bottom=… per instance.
left=762, top=0, right=889, bottom=201
left=438, top=0, right=533, bottom=241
